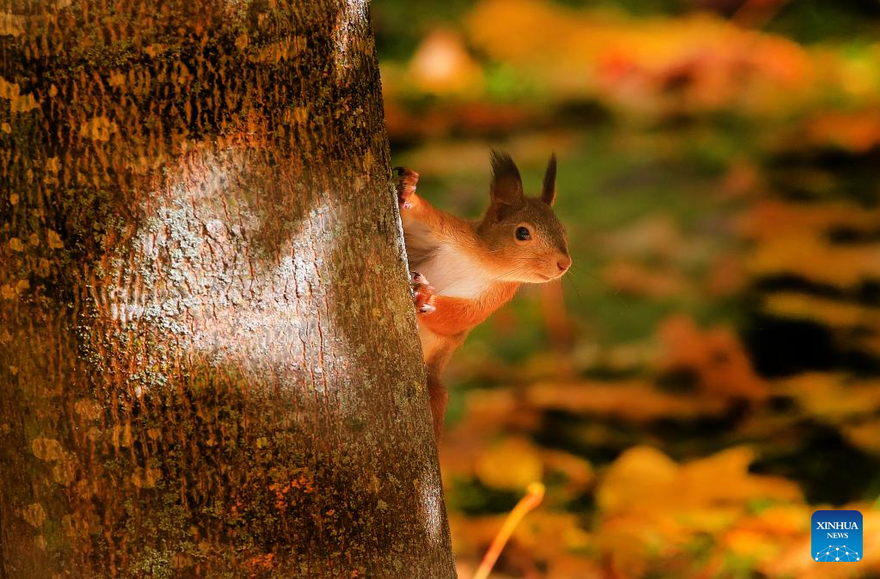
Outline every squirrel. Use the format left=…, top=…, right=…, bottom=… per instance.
left=394, top=150, right=571, bottom=438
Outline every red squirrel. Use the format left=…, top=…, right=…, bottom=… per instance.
left=394, top=150, right=571, bottom=437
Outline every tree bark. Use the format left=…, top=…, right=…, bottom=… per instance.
left=0, top=1, right=456, bottom=577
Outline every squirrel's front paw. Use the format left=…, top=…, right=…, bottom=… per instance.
left=393, top=167, right=419, bottom=210
left=411, top=272, right=436, bottom=314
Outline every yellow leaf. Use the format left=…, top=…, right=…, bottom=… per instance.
left=476, top=438, right=543, bottom=491
left=724, top=528, right=782, bottom=560
left=597, top=446, right=677, bottom=513
left=781, top=373, right=880, bottom=422
left=525, top=379, right=728, bottom=422
left=843, top=419, right=880, bottom=455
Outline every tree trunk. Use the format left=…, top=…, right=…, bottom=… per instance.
left=0, top=1, right=456, bottom=577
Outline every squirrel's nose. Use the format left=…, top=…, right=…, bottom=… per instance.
left=557, top=255, right=572, bottom=272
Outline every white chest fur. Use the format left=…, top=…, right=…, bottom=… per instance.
left=417, top=244, right=492, bottom=299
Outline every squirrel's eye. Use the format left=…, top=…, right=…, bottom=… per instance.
left=515, top=226, right=531, bottom=241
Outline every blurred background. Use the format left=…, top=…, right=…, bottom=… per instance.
left=373, top=0, right=880, bottom=577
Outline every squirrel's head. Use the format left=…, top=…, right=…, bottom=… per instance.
left=478, top=150, right=571, bottom=283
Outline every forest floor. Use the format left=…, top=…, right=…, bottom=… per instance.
left=378, top=1, right=880, bottom=576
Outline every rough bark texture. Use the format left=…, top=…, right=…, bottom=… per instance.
left=0, top=1, right=456, bottom=577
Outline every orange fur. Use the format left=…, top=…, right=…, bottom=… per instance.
left=394, top=153, right=570, bottom=439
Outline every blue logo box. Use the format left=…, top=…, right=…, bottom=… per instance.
left=812, top=510, right=863, bottom=562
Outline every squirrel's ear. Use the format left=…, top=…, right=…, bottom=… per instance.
left=541, top=153, right=557, bottom=206
left=490, top=149, right=523, bottom=207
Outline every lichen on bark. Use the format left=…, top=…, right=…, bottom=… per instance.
left=0, top=1, right=456, bottom=577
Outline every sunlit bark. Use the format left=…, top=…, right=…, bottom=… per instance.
left=0, top=1, right=456, bottom=577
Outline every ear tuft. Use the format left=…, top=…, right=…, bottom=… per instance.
left=490, top=149, right=523, bottom=206
left=541, top=152, right=557, bottom=206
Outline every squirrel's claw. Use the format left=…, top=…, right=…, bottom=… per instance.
left=410, top=271, right=436, bottom=315
left=394, top=167, right=419, bottom=210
